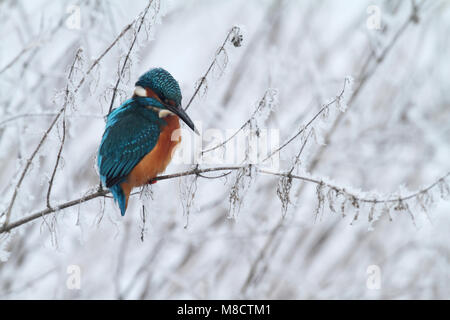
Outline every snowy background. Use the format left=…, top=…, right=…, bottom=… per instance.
left=1, top=0, right=450, bottom=299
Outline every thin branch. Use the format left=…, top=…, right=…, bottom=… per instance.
left=0, top=113, right=59, bottom=127
left=307, top=4, right=422, bottom=172
left=263, top=77, right=350, bottom=162
left=276, top=129, right=314, bottom=217
left=240, top=4, right=426, bottom=294
left=290, top=129, right=314, bottom=175
left=0, top=189, right=109, bottom=235
left=1, top=1, right=155, bottom=226
left=201, top=89, right=273, bottom=154
left=0, top=0, right=85, bottom=76
left=1, top=49, right=82, bottom=225
left=107, top=0, right=157, bottom=114
left=260, top=170, right=450, bottom=204
left=0, top=113, right=104, bottom=128
left=46, top=48, right=84, bottom=209
left=0, top=43, right=38, bottom=76
left=1, top=164, right=447, bottom=235
left=184, top=26, right=241, bottom=111
left=46, top=82, right=71, bottom=208
left=73, top=2, right=153, bottom=94
left=1, top=109, right=62, bottom=224
left=0, top=166, right=239, bottom=234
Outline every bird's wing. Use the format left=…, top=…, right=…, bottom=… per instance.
left=98, top=107, right=160, bottom=188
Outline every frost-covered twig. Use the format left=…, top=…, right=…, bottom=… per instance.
left=107, top=0, right=158, bottom=114
left=0, top=113, right=104, bottom=128
left=201, top=88, right=276, bottom=154
left=184, top=26, right=242, bottom=111
left=260, top=170, right=450, bottom=205
left=277, top=129, right=314, bottom=216
left=1, top=2, right=155, bottom=226
left=307, top=2, right=423, bottom=172
left=74, top=5, right=147, bottom=94
left=0, top=0, right=85, bottom=76
left=1, top=49, right=83, bottom=225
left=0, top=166, right=241, bottom=234
left=242, top=3, right=427, bottom=294
left=46, top=49, right=83, bottom=209
left=263, top=77, right=351, bottom=162
left=1, top=165, right=448, bottom=235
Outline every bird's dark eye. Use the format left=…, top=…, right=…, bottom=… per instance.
left=159, top=94, right=169, bottom=105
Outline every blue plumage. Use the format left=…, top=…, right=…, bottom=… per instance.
left=135, top=68, right=182, bottom=107
left=98, top=67, right=197, bottom=216
left=98, top=97, right=166, bottom=215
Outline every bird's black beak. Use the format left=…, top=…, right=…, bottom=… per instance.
left=165, top=104, right=199, bottom=135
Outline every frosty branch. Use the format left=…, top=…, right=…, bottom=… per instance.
left=184, top=26, right=242, bottom=111
left=46, top=49, right=83, bottom=209
left=1, top=49, right=82, bottom=225
left=1, top=0, right=161, bottom=228
left=107, top=0, right=158, bottom=114
left=1, top=166, right=448, bottom=235
left=263, top=77, right=351, bottom=162
left=201, top=88, right=277, bottom=154
left=0, top=0, right=86, bottom=76
left=240, top=0, right=429, bottom=293
left=2, top=0, right=448, bottom=241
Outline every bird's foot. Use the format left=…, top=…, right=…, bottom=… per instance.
left=147, top=179, right=157, bottom=185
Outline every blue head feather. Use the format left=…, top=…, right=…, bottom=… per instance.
left=135, top=68, right=182, bottom=107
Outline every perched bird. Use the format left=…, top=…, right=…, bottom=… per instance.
left=98, top=68, right=197, bottom=215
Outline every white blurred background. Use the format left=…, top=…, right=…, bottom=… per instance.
left=0, top=0, right=450, bottom=299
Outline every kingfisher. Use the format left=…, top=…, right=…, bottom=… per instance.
left=97, top=68, right=197, bottom=216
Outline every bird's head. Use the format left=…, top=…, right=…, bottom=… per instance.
left=133, top=68, right=198, bottom=134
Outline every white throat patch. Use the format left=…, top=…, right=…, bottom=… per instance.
left=145, top=106, right=175, bottom=118
left=158, top=109, right=174, bottom=118
left=136, top=86, right=175, bottom=118
left=134, top=86, right=147, bottom=97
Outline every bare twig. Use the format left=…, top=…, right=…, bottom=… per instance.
left=0, top=42, right=39, bottom=76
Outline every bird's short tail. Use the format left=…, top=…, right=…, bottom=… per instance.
left=109, top=184, right=129, bottom=216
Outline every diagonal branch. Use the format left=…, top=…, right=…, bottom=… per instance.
left=263, top=77, right=350, bottom=162
left=240, top=2, right=427, bottom=295
left=184, top=26, right=241, bottom=111
left=107, top=0, right=157, bottom=114
left=201, top=89, right=274, bottom=154
left=2, top=49, right=82, bottom=225
left=1, top=2, right=155, bottom=227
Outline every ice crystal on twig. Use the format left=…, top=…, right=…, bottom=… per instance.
left=228, top=165, right=255, bottom=218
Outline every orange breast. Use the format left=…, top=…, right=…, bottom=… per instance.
left=120, top=115, right=181, bottom=206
